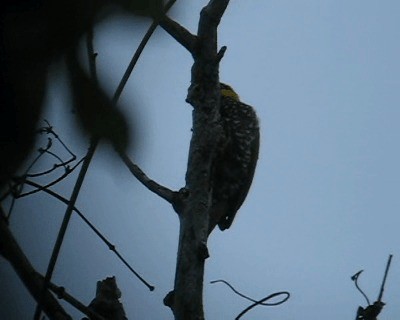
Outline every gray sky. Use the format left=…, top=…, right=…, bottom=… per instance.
left=1, top=1, right=400, bottom=319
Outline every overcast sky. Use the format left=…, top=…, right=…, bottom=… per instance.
left=1, top=1, right=400, bottom=319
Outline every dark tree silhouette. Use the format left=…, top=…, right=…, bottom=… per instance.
left=5, top=1, right=387, bottom=320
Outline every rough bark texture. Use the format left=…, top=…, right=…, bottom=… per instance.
left=170, top=1, right=230, bottom=319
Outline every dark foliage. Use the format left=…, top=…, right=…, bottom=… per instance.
left=0, top=0, right=165, bottom=187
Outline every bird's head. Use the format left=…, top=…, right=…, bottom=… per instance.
left=220, top=83, right=240, bottom=101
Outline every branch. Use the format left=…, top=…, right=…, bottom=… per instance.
left=158, top=1, right=229, bottom=60
left=198, top=0, right=230, bottom=41
left=352, top=255, right=393, bottom=320
left=46, top=280, right=107, bottom=320
left=118, top=150, right=176, bottom=204
left=351, top=270, right=371, bottom=306
left=0, top=210, right=107, bottom=320
left=158, top=15, right=197, bottom=54
left=15, top=157, right=85, bottom=198
left=377, top=254, right=393, bottom=302
left=22, top=179, right=155, bottom=291
left=210, top=280, right=290, bottom=306
left=34, top=30, right=116, bottom=318
left=235, top=291, right=290, bottom=320
left=112, top=0, right=178, bottom=104
left=169, top=1, right=231, bottom=319
left=34, top=137, right=98, bottom=320
left=187, top=0, right=230, bottom=107
left=0, top=206, right=72, bottom=320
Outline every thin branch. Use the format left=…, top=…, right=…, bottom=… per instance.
left=0, top=210, right=106, bottom=320
left=27, top=150, right=65, bottom=176
left=197, top=0, right=230, bottom=50
left=16, top=157, right=85, bottom=198
left=112, top=248, right=154, bottom=291
left=216, top=45, right=227, bottom=62
left=351, top=270, right=371, bottom=306
left=26, top=149, right=76, bottom=177
left=377, top=254, right=393, bottom=302
left=45, top=281, right=106, bottom=320
left=23, top=179, right=154, bottom=291
left=39, top=119, right=76, bottom=158
left=210, top=280, right=290, bottom=306
left=3, top=126, right=78, bottom=218
left=112, top=0, right=178, bottom=104
left=41, top=119, right=77, bottom=159
left=23, top=138, right=50, bottom=174
left=27, top=121, right=77, bottom=177
left=34, top=17, right=105, bottom=315
left=1, top=132, right=52, bottom=216
left=35, top=1, right=181, bottom=317
left=210, top=279, right=290, bottom=320
left=118, top=150, right=175, bottom=203
left=158, top=15, right=197, bottom=54
left=86, top=27, right=98, bottom=87
left=235, top=291, right=290, bottom=320
left=352, top=255, right=393, bottom=320
left=0, top=183, right=14, bottom=212
left=34, top=138, right=98, bottom=320
left=186, top=0, right=230, bottom=107
left=0, top=206, right=72, bottom=320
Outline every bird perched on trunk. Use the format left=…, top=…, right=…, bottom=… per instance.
left=208, top=83, right=260, bottom=234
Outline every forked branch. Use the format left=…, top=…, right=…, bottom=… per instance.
left=166, top=1, right=231, bottom=320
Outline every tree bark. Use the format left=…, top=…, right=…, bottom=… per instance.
left=170, top=1, right=230, bottom=319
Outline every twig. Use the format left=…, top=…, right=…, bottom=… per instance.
left=33, top=1, right=180, bottom=317
left=377, top=254, right=392, bottom=302
left=34, top=138, right=99, bottom=320
left=351, top=270, right=371, bottom=306
left=352, top=255, right=393, bottom=320
left=28, top=120, right=77, bottom=176
left=210, top=279, right=290, bottom=306
left=216, top=45, right=227, bottom=62
left=2, top=120, right=78, bottom=220
left=26, top=149, right=75, bottom=177
left=0, top=213, right=106, bottom=320
left=16, top=157, right=85, bottom=198
left=0, top=206, right=72, bottom=320
left=112, top=0, right=178, bottom=104
left=118, top=151, right=175, bottom=204
left=23, top=179, right=154, bottom=291
left=41, top=119, right=76, bottom=159
left=158, top=15, right=197, bottom=54
left=235, top=291, right=290, bottom=320
left=210, top=279, right=290, bottom=320
left=24, top=137, right=52, bottom=174
left=46, top=280, right=107, bottom=320
left=86, top=26, right=98, bottom=87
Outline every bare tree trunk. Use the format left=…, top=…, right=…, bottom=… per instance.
left=161, top=1, right=231, bottom=319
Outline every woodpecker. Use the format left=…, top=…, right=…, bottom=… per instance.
left=208, top=83, right=260, bottom=233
